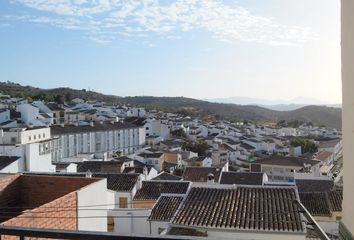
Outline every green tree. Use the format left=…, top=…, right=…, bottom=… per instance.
left=54, top=94, right=65, bottom=104
left=182, top=140, right=209, bottom=156
left=65, top=92, right=72, bottom=102
left=171, top=129, right=187, bottom=138
left=290, top=137, right=318, bottom=153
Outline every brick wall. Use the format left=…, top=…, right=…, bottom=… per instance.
left=1, top=191, right=78, bottom=240
left=0, top=175, right=21, bottom=222
left=19, top=175, right=98, bottom=208
left=0, top=175, right=100, bottom=240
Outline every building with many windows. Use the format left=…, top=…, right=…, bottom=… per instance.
left=51, top=121, right=145, bottom=162
left=0, top=126, right=58, bottom=172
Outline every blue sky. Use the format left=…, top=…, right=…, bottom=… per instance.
left=0, top=0, right=341, bottom=104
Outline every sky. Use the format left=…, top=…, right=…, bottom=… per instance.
left=0, top=0, right=341, bottom=104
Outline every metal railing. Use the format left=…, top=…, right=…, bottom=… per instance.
left=0, top=226, right=190, bottom=240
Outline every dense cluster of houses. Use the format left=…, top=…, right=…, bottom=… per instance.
left=0, top=95, right=344, bottom=239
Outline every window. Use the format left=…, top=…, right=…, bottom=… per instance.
left=34, top=135, right=36, bottom=140
left=11, top=137, right=16, bottom=143
left=43, top=133, right=45, bottom=138
left=119, top=197, right=128, bottom=208
left=28, top=136, right=31, bottom=141
left=38, top=134, right=41, bottom=139
left=107, top=216, right=115, bottom=232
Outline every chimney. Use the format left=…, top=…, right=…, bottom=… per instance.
left=99, top=120, right=103, bottom=125
left=90, top=121, right=94, bottom=127
left=85, top=170, right=92, bottom=178
left=60, top=123, right=64, bottom=128
left=110, top=120, right=115, bottom=124
left=207, top=173, right=215, bottom=184
left=143, top=166, right=148, bottom=180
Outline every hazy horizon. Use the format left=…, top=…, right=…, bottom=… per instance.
left=0, top=0, right=341, bottom=103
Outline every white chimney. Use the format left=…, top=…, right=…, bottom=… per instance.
left=143, top=166, right=148, bottom=180
left=207, top=173, right=215, bottom=184
left=85, top=170, right=92, bottom=178
left=90, top=121, right=94, bottom=127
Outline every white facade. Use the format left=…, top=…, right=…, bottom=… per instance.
left=77, top=178, right=107, bottom=231
left=144, top=119, right=170, bottom=139
left=260, top=163, right=321, bottom=182
left=110, top=209, right=150, bottom=235
left=0, top=109, right=10, bottom=123
left=52, top=125, right=145, bottom=162
left=127, top=108, right=146, bottom=117
left=0, top=127, right=56, bottom=172
left=149, top=221, right=169, bottom=235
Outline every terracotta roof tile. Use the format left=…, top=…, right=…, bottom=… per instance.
left=173, top=186, right=304, bottom=232
left=148, top=196, right=184, bottom=221
left=328, top=190, right=343, bottom=212
left=182, top=167, right=222, bottom=182
left=220, top=172, right=265, bottom=185
left=152, top=172, right=182, bottom=181
left=299, top=192, right=331, bottom=217
left=134, top=181, right=190, bottom=200
left=295, top=179, right=334, bottom=193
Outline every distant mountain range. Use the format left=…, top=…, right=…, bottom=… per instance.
left=0, top=82, right=342, bottom=129
left=205, top=96, right=341, bottom=111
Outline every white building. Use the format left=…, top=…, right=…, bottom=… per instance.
left=144, top=119, right=170, bottom=139
left=0, top=127, right=57, bottom=172
left=251, top=156, right=321, bottom=182
left=127, top=107, right=146, bottom=118
left=51, top=121, right=145, bottom=162
left=16, top=103, right=52, bottom=127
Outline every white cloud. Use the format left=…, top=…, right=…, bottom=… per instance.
left=8, top=0, right=317, bottom=45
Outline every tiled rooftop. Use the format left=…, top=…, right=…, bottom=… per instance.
left=299, top=190, right=343, bottom=216
left=328, top=190, right=343, bottom=212
left=299, top=192, right=331, bottom=216
left=295, top=179, right=334, bottom=193
left=182, top=167, right=222, bottom=183
left=148, top=195, right=184, bottom=222
left=77, top=161, right=123, bottom=173
left=24, top=172, right=140, bottom=192
left=172, top=186, right=304, bottom=233
left=219, top=172, right=264, bottom=185
left=253, top=156, right=320, bottom=167
left=51, top=121, right=139, bottom=135
left=134, top=181, right=190, bottom=201
left=152, top=172, right=182, bottom=181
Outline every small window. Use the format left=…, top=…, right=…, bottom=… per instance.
left=43, top=133, right=45, bottom=138
left=34, top=135, right=36, bottom=140
left=38, top=134, right=41, bottom=139
left=119, top=197, right=128, bottom=208
left=107, top=216, right=115, bottom=232
left=28, top=136, right=31, bottom=141
left=11, top=137, right=16, bottom=143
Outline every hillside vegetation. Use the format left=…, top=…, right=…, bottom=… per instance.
left=0, top=81, right=341, bottom=129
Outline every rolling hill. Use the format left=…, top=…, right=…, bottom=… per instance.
left=0, top=81, right=342, bottom=129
